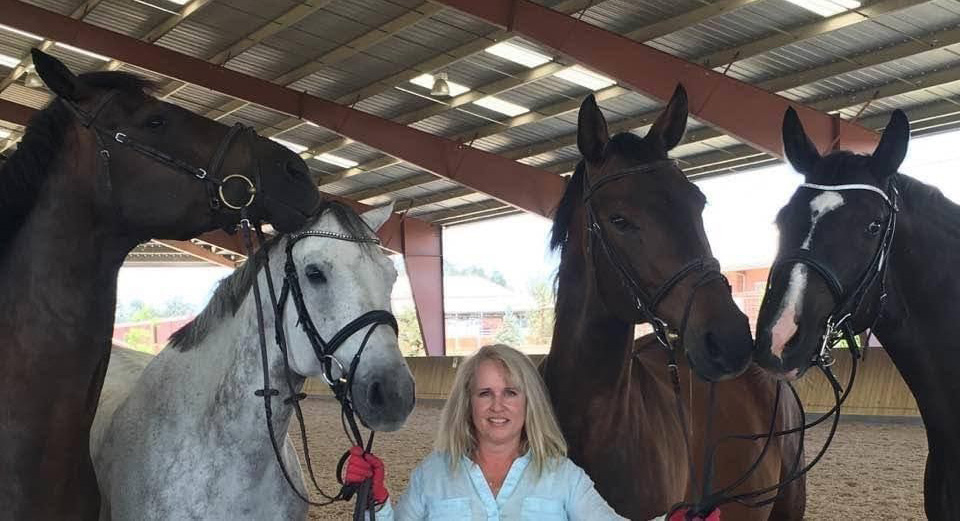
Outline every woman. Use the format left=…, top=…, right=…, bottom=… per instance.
left=344, top=344, right=629, bottom=520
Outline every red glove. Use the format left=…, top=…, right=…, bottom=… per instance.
left=669, top=508, right=721, bottom=521
left=364, top=451, right=389, bottom=504
left=343, top=446, right=389, bottom=504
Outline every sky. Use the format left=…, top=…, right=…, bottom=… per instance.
left=116, top=126, right=960, bottom=308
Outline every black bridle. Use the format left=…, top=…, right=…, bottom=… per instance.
left=239, top=217, right=397, bottom=520
left=62, top=91, right=259, bottom=213
left=667, top=179, right=899, bottom=518
left=769, top=180, right=899, bottom=367
left=582, top=158, right=727, bottom=350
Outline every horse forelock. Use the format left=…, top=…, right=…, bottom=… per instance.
left=168, top=201, right=371, bottom=351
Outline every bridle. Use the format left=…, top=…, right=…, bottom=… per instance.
left=582, top=158, right=727, bottom=351
left=667, top=179, right=899, bottom=518
left=769, top=180, right=899, bottom=367
left=61, top=91, right=260, bottom=213
left=239, top=214, right=397, bottom=520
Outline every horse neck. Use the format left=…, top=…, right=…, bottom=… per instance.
left=175, top=267, right=306, bottom=446
left=876, top=176, right=960, bottom=442
left=0, top=130, right=132, bottom=380
left=547, top=205, right=635, bottom=392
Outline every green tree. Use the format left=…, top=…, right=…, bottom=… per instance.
left=396, top=308, right=425, bottom=357
left=525, top=279, right=555, bottom=347
left=494, top=309, right=522, bottom=346
left=123, top=328, right=156, bottom=354
left=162, top=297, right=195, bottom=318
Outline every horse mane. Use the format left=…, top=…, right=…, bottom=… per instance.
left=549, top=160, right=585, bottom=253
left=0, top=71, right=154, bottom=249
left=169, top=200, right=375, bottom=351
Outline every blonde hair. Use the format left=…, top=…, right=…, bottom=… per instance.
left=435, top=344, right=567, bottom=476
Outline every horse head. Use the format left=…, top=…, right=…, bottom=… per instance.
left=572, top=84, right=753, bottom=381
left=754, top=108, right=908, bottom=379
left=274, top=202, right=415, bottom=431
left=31, top=48, right=318, bottom=237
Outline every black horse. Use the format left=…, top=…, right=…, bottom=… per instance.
left=754, top=107, right=960, bottom=520
left=0, top=50, right=319, bottom=519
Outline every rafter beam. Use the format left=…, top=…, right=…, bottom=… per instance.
left=347, top=173, right=439, bottom=202
left=298, top=0, right=762, bottom=176
left=2, top=1, right=564, bottom=217
left=0, top=0, right=103, bottom=92
left=271, top=0, right=605, bottom=145
left=204, top=2, right=443, bottom=121
left=154, top=239, right=238, bottom=268
left=434, top=0, right=885, bottom=156
left=160, top=0, right=336, bottom=100
left=697, top=0, right=927, bottom=69
left=415, top=199, right=506, bottom=222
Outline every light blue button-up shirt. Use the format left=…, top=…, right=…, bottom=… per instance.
left=375, top=451, right=630, bottom=520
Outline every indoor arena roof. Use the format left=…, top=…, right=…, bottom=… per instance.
left=2, top=0, right=960, bottom=263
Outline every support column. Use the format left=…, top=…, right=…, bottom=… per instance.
left=402, top=218, right=445, bottom=356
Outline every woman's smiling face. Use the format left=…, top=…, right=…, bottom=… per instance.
left=470, top=359, right=527, bottom=448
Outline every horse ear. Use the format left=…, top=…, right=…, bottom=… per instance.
left=31, top=48, right=92, bottom=102
left=648, top=84, right=688, bottom=152
left=360, top=201, right=395, bottom=233
left=871, top=109, right=910, bottom=179
left=577, top=94, right=609, bottom=163
left=782, top=107, right=821, bottom=176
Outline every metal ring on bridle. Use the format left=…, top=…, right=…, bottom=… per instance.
left=320, top=354, right=346, bottom=386
left=218, top=173, right=257, bottom=209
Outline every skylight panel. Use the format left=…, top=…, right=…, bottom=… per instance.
left=783, top=0, right=860, bottom=17
left=0, top=54, right=20, bottom=69
left=270, top=138, right=308, bottom=154
left=473, top=96, right=529, bottom=117
left=553, top=65, right=616, bottom=91
left=54, top=43, right=110, bottom=61
left=0, top=24, right=42, bottom=41
left=315, top=153, right=358, bottom=169
left=485, top=41, right=551, bottom=68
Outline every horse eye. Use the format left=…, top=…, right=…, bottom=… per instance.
left=609, top=214, right=630, bottom=230
left=304, top=264, right=327, bottom=283
left=866, top=220, right=882, bottom=236
left=145, top=116, right=165, bottom=129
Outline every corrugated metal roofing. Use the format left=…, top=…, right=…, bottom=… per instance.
left=7, top=0, right=960, bottom=226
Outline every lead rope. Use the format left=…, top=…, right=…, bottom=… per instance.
left=238, top=218, right=338, bottom=508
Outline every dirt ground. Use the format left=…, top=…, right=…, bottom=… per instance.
left=294, top=398, right=927, bottom=520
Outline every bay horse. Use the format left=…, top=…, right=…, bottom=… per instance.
left=542, top=86, right=805, bottom=520
left=91, top=201, right=414, bottom=520
left=754, top=107, right=960, bottom=520
left=0, top=49, right=319, bottom=519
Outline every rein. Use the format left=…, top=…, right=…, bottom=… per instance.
left=667, top=180, right=898, bottom=518
left=61, top=92, right=259, bottom=213
left=238, top=215, right=397, bottom=520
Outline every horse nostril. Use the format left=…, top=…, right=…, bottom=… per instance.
left=705, top=331, right=723, bottom=361
left=285, top=158, right=308, bottom=178
left=369, top=381, right=385, bottom=408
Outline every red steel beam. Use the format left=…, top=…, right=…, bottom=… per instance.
left=433, top=0, right=880, bottom=156
left=1, top=0, right=564, bottom=217
left=402, top=219, right=445, bottom=357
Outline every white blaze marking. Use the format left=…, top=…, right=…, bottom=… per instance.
left=801, top=192, right=844, bottom=249
left=769, top=191, right=845, bottom=360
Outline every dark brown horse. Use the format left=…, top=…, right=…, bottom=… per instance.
left=0, top=50, right=319, bottom=520
left=542, top=86, right=805, bottom=520
left=755, top=107, right=960, bottom=520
